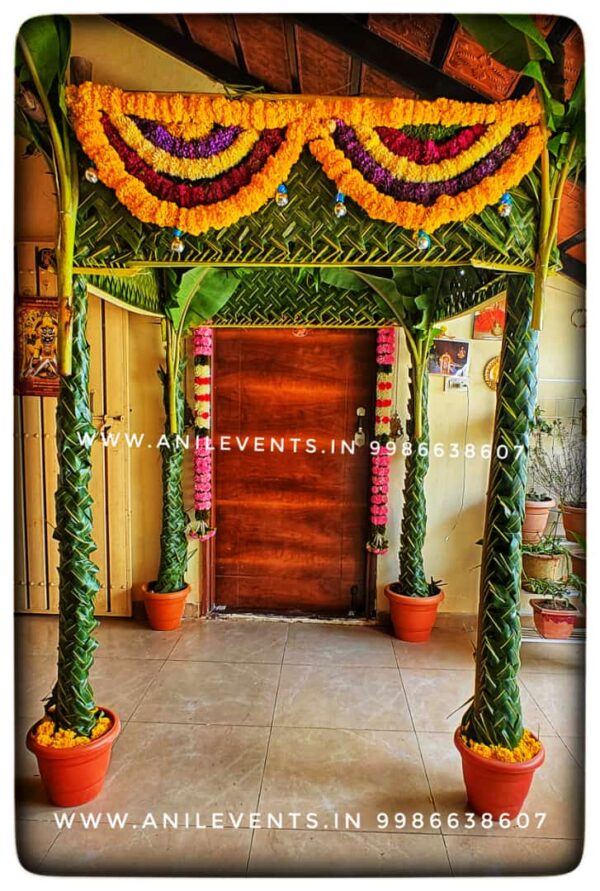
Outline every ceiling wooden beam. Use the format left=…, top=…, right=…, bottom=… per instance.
left=104, top=13, right=268, bottom=89
left=292, top=13, right=489, bottom=101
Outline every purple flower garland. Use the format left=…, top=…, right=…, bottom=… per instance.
left=334, top=120, right=528, bottom=207
left=130, top=116, right=242, bottom=159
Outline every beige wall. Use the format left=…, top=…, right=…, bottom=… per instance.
left=376, top=277, right=586, bottom=615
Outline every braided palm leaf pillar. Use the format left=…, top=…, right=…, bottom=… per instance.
left=49, top=276, right=100, bottom=736
left=399, top=366, right=430, bottom=597
left=463, top=274, right=539, bottom=747
left=155, top=358, right=188, bottom=593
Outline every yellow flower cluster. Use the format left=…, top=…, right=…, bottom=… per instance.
left=462, top=729, right=542, bottom=763
left=33, top=714, right=112, bottom=749
left=111, top=113, right=260, bottom=180
left=64, top=84, right=544, bottom=236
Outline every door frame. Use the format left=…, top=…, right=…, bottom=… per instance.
left=200, top=327, right=378, bottom=619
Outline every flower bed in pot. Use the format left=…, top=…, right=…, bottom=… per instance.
left=26, top=707, right=121, bottom=807
left=454, top=727, right=545, bottom=820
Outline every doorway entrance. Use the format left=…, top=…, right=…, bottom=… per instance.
left=212, top=328, right=376, bottom=615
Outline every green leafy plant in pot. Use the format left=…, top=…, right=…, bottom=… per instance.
left=321, top=265, right=500, bottom=641
left=17, top=16, right=120, bottom=806
left=523, top=408, right=555, bottom=542
left=142, top=267, right=244, bottom=630
left=521, top=525, right=570, bottom=583
left=455, top=13, right=584, bottom=821
left=526, top=574, right=583, bottom=640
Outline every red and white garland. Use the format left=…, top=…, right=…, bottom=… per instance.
left=188, top=326, right=216, bottom=541
left=367, top=327, right=396, bottom=554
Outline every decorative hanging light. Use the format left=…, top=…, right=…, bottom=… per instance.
left=275, top=183, right=289, bottom=207
left=415, top=229, right=431, bottom=251
left=334, top=191, right=347, bottom=218
left=498, top=192, right=513, bottom=218
left=170, top=228, right=185, bottom=253
left=84, top=164, right=98, bottom=184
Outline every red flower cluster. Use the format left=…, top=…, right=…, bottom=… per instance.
left=375, top=123, right=487, bottom=164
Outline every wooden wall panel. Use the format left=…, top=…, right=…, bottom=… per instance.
left=21, top=396, right=47, bottom=611
left=295, top=26, right=352, bottom=95
left=184, top=14, right=238, bottom=66
left=87, top=295, right=109, bottom=613
left=235, top=14, right=293, bottom=92
left=14, top=399, right=28, bottom=612
left=41, top=399, right=60, bottom=612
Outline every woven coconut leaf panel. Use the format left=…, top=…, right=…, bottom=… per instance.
left=85, top=269, right=162, bottom=315
left=74, top=151, right=542, bottom=271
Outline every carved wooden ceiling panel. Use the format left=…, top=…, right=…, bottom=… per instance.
left=366, top=13, right=443, bottom=62
left=443, top=26, right=521, bottom=100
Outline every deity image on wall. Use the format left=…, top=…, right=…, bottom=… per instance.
left=16, top=298, right=60, bottom=395
left=428, top=338, right=470, bottom=378
left=473, top=298, right=506, bottom=340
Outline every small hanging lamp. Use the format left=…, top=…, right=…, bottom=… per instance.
left=334, top=191, right=347, bottom=218
left=84, top=164, right=98, bottom=184
left=275, top=183, right=289, bottom=207
left=498, top=192, right=513, bottom=218
left=415, top=229, right=431, bottom=251
left=170, top=228, right=185, bottom=254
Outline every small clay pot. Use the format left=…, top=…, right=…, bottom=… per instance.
left=522, top=552, right=563, bottom=582
left=561, top=504, right=586, bottom=543
left=26, top=707, right=121, bottom=807
left=529, top=598, right=578, bottom=640
left=142, top=582, right=190, bottom=631
left=522, top=499, right=555, bottom=543
left=384, top=585, right=444, bottom=642
left=454, top=727, right=545, bottom=820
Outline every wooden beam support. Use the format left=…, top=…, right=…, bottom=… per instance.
left=292, top=13, right=489, bottom=100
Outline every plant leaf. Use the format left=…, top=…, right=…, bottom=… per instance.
left=457, top=14, right=532, bottom=71
left=17, top=16, right=61, bottom=94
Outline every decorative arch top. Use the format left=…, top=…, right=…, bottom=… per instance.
left=67, top=83, right=544, bottom=237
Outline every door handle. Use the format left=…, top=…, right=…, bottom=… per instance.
left=354, top=406, right=366, bottom=447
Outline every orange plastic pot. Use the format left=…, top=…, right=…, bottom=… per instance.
left=522, top=499, right=555, bottom=543
left=571, top=550, right=586, bottom=583
left=530, top=598, right=578, bottom=640
left=26, top=707, right=121, bottom=807
left=454, top=727, right=545, bottom=820
left=142, top=582, right=190, bottom=631
left=384, top=585, right=444, bottom=642
left=561, top=504, right=586, bottom=543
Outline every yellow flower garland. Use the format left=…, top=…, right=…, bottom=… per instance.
left=66, top=84, right=544, bottom=236
left=110, top=112, right=260, bottom=180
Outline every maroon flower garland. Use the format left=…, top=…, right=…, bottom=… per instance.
left=375, top=123, right=487, bottom=163
left=367, top=328, right=396, bottom=555
left=187, top=327, right=216, bottom=542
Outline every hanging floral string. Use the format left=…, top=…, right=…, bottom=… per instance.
left=187, top=326, right=216, bottom=541
left=367, top=327, right=396, bottom=555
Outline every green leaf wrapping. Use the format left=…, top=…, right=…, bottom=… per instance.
left=462, top=274, right=539, bottom=748
left=399, top=366, right=430, bottom=597
left=155, top=358, right=188, bottom=593
left=48, top=276, right=100, bottom=736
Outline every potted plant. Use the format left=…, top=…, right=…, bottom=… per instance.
left=523, top=490, right=555, bottom=543
left=18, top=17, right=120, bottom=805
left=521, top=529, right=569, bottom=583
left=455, top=13, right=583, bottom=820
left=142, top=268, right=244, bottom=630
left=322, top=265, right=501, bottom=641
left=526, top=575, right=582, bottom=640
left=528, top=412, right=586, bottom=542
left=570, top=532, right=586, bottom=583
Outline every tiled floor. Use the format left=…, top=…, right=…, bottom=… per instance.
left=15, top=615, right=585, bottom=876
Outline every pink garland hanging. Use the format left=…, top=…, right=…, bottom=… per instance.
left=187, top=326, right=216, bottom=541
left=367, top=327, right=396, bottom=555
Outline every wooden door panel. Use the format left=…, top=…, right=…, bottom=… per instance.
left=214, top=328, right=375, bottom=614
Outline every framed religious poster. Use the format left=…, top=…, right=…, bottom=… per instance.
left=428, top=338, right=470, bottom=377
left=15, top=297, right=60, bottom=395
left=473, top=298, right=506, bottom=340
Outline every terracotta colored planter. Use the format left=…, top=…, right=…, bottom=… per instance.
left=530, top=598, right=578, bottom=640
left=561, top=504, right=586, bottom=543
left=454, top=727, right=545, bottom=820
left=142, top=582, right=190, bottom=631
left=26, top=707, right=121, bottom=807
left=384, top=585, right=444, bottom=642
left=522, top=499, right=555, bottom=543
left=521, top=552, right=563, bottom=582
left=571, top=549, right=586, bottom=584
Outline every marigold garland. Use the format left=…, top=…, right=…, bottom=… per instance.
left=461, top=729, right=542, bottom=763
left=66, top=84, right=544, bottom=236
left=367, top=328, right=396, bottom=555
left=187, top=327, right=216, bottom=541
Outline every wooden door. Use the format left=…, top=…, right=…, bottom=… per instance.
left=14, top=241, right=132, bottom=616
left=213, top=328, right=375, bottom=615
